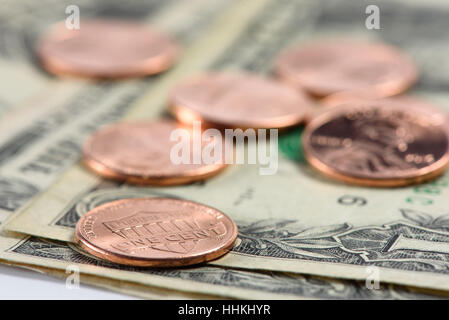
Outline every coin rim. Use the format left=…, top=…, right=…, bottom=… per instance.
left=74, top=197, right=239, bottom=267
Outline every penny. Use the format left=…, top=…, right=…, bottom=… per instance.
left=274, top=40, right=418, bottom=98
left=37, top=19, right=179, bottom=78
left=321, top=90, right=395, bottom=107
left=75, top=198, right=238, bottom=267
left=302, top=100, right=449, bottom=187
left=311, top=95, right=449, bottom=125
left=82, top=120, right=226, bottom=185
left=169, top=72, right=310, bottom=130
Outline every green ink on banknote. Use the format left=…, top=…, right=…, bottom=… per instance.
left=279, top=126, right=305, bottom=163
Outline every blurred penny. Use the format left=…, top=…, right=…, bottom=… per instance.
left=37, top=19, right=179, bottom=78
left=82, top=120, right=226, bottom=185
left=310, top=95, right=449, bottom=124
left=169, top=72, right=310, bottom=130
left=302, top=100, right=449, bottom=187
left=75, top=198, right=238, bottom=267
left=274, top=40, right=417, bottom=98
left=321, top=89, right=394, bottom=107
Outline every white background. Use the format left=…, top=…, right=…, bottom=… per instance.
left=0, top=264, right=134, bottom=299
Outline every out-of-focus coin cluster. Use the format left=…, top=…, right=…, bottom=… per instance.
left=274, top=40, right=449, bottom=187
left=36, top=18, right=449, bottom=267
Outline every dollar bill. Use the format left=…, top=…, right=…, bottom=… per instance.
left=6, top=0, right=449, bottom=292
left=0, top=0, right=240, bottom=222
left=0, top=234, right=444, bottom=300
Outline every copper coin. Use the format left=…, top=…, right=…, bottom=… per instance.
left=75, top=198, right=238, bottom=267
left=311, top=95, right=449, bottom=125
left=302, top=100, right=449, bottom=187
left=274, top=40, right=418, bottom=98
left=37, top=19, right=179, bottom=79
left=321, top=89, right=396, bottom=107
left=82, top=120, right=226, bottom=185
left=169, top=72, right=310, bottom=130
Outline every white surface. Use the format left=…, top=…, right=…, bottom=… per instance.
left=0, top=264, right=135, bottom=299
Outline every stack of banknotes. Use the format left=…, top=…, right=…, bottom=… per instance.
left=1, top=0, right=449, bottom=299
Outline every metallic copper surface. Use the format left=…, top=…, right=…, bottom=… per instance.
left=37, top=19, right=179, bottom=79
left=169, top=72, right=310, bottom=130
left=75, top=198, right=238, bottom=267
left=82, top=120, right=227, bottom=185
left=302, top=100, right=449, bottom=187
left=309, top=95, right=449, bottom=125
left=321, top=89, right=397, bottom=107
left=274, top=40, right=418, bottom=98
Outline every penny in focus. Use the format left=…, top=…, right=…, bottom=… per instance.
left=169, top=72, right=311, bottom=130
left=37, top=19, right=179, bottom=79
left=75, top=198, right=238, bottom=267
left=274, top=40, right=418, bottom=98
left=302, top=101, right=449, bottom=187
left=82, top=120, right=227, bottom=185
